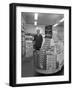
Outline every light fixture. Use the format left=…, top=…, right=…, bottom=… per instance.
left=53, top=23, right=58, bottom=27
left=34, top=21, right=37, bottom=26
left=53, top=18, right=64, bottom=27
left=59, top=18, right=64, bottom=23
left=34, top=13, right=38, bottom=20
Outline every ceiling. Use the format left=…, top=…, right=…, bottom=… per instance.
left=22, top=12, right=64, bottom=26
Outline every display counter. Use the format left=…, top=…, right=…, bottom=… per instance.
left=34, top=42, right=64, bottom=74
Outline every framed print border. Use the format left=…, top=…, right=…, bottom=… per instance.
left=9, top=3, right=71, bottom=87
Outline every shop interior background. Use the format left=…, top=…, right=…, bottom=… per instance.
left=21, top=12, right=64, bottom=77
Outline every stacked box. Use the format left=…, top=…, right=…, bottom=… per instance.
left=21, top=31, right=26, bottom=56
left=38, top=38, right=57, bottom=72
left=39, top=50, right=46, bottom=69
left=39, top=39, right=50, bottom=69
left=26, top=40, right=33, bottom=57
left=46, top=54, right=57, bottom=72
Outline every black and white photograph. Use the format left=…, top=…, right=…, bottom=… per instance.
left=10, top=3, right=71, bottom=87
left=21, top=12, right=64, bottom=77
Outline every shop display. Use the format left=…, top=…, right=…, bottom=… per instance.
left=35, top=25, right=64, bottom=74
left=25, top=40, right=33, bottom=57
left=38, top=25, right=54, bottom=71
left=45, top=25, right=52, bottom=38
left=39, top=39, right=50, bottom=69
left=21, top=29, right=26, bottom=56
